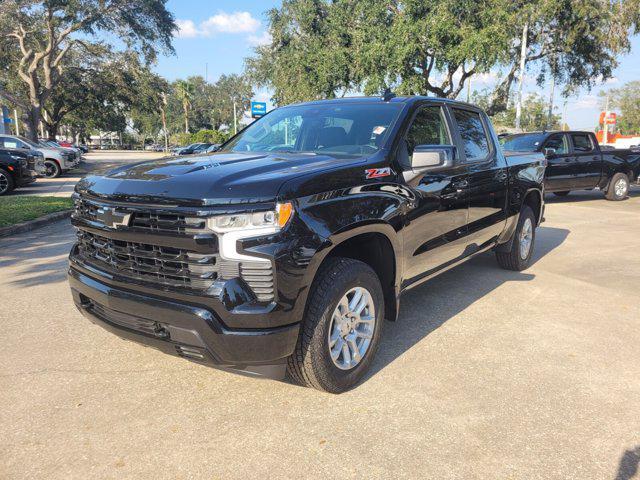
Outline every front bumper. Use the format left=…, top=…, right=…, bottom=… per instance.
left=69, top=267, right=300, bottom=377
left=16, top=169, right=37, bottom=187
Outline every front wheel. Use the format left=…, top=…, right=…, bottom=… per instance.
left=495, top=205, right=536, bottom=271
left=0, top=168, right=15, bottom=196
left=43, top=160, right=61, bottom=178
left=605, top=173, right=629, bottom=201
left=287, top=257, right=384, bottom=393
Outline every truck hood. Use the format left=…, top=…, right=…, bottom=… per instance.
left=75, top=151, right=360, bottom=206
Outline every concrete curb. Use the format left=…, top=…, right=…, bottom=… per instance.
left=0, top=209, right=72, bottom=238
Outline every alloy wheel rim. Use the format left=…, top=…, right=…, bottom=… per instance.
left=327, top=287, right=376, bottom=370
left=519, top=218, right=533, bottom=260
left=0, top=173, right=8, bottom=194
left=44, top=162, right=57, bottom=178
left=614, top=178, right=627, bottom=197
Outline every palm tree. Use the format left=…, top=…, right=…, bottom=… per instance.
left=174, top=79, right=195, bottom=133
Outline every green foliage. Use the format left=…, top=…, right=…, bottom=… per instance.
left=192, top=130, right=230, bottom=144
left=171, top=130, right=231, bottom=146
left=472, top=90, right=561, bottom=132
left=0, top=0, right=175, bottom=139
left=599, top=81, right=640, bottom=135
left=171, top=132, right=194, bottom=147
left=0, top=196, right=73, bottom=227
left=246, top=0, right=640, bottom=113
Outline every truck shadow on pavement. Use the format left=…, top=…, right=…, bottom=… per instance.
left=615, top=445, right=640, bottom=480
left=363, top=226, right=570, bottom=383
left=0, top=222, right=76, bottom=289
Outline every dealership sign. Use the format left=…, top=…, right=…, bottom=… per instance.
left=251, top=101, right=267, bottom=118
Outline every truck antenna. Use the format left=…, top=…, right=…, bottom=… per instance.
left=382, top=88, right=396, bottom=102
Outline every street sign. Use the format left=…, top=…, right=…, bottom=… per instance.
left=251, top=101, right=267, bottom=119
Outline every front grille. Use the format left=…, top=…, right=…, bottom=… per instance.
left=76, top=230, right=218, bottom=290
left=73, top=197, right=206, bottom=234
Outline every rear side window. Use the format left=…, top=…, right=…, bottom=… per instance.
left=453, top=109, right=490, bottom=160
left=545, top=134, right=569, bottom=155
left=571, top=133, right=593, bottom=152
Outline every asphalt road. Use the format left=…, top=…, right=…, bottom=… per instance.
left=1, top=189, right=639, bottom=479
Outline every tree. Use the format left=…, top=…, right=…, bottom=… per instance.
left=209, top=74, right=253, bottom=130
left=0, top=0, right=175, bottom=140
left=472, top=90, right=561, bottom=132
left=247, top=0, right=640, bottom=112
left=599, top=81, right=640, bottom=135
left=174, top=79, right=195, bottom=133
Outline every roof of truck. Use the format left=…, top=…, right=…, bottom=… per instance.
left=286, top=95, right=480, bottom=109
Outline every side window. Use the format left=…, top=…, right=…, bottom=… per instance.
left=452, top=109, right=491, bottom=161
left=571, top=133, right=593, bottom=152
left=406, top=106, right=450, bottom=156
left=545, top=134, right=569, bottom=154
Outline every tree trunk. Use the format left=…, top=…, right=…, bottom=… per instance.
left=46, top=121, right=60, bottom=140
left=514, top=22, right=529, bottom=132
left=160, top=106, right=169, bottom=153
left=183, top=102, right=189, bottom=133
left=24, top=105, right=41, bottom=141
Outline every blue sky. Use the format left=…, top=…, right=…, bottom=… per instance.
left=155, top=0, right=640, bottom=130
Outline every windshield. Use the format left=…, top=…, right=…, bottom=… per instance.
left=221, top=102, right=404, bottom=157
left=16, top=136, right=42, bottom=148
left=500, top=134, right=546, bottom=152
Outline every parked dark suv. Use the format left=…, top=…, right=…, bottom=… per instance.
left=69, top=96, right=545, bottom=392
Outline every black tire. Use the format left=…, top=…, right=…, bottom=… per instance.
left=495, top=205, right=536, bottom=271
left=605, top=173, right=629, bottom=201
left=0, top=168, right=15, bottom=196
left=553, top=191, right=571, bottom=197
left=287, top=257, right=384, bottom=393
left=43, top=159, right=61, bottom=178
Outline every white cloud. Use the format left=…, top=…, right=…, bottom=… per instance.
left=571, top=94, right=599, bottom=110
left=247, top=30, right=272, bottom=47
left=175, top=19, right=199, bottom=39
left=175, top=11, right=261, bottom=39
left=202, top=11, right=260, bottom=34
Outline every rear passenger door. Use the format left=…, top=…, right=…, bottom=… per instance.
left=569, top=132, right=602, bottom=189
left=542, top=133, right=573, bottom=191
left=450, top=107, right=508, bottom=249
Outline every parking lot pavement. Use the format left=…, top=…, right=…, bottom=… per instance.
left=1, top=190, right=639, bottom=480
left=14, top=151, right=165, bottom=197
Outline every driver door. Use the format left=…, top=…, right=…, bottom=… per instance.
left=398, top=104, right=470, bottom=285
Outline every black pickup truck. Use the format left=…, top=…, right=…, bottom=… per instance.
left=501, top=131, right=640, bottom=200
left=68, top=96, right=545, bottom=392
left=0, top=147, right=43, bottom=196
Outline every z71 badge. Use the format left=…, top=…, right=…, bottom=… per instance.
left=365, top=167, right=391, bottom=179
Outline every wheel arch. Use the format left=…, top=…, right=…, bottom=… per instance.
left=309, top=223, right=401, bottom=323
left=522, top=188, right=543, bottom=226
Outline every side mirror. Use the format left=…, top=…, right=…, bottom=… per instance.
left=411, top=145, right=456, bottom=171
left=543, top=147, right=556, bottom=158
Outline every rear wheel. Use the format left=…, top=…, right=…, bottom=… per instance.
left=553, top=191, right=570, bottom=197
left=605, top=173, right=629, bottom=201
left=495, top=205, right=536, bottom=271
left=43, top=160, right=61, bottom=178
left=0, top=168, right=15, bottom=196
left=287, top=257, right=384, bottom=393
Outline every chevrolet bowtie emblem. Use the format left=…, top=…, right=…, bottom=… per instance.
left=95, top=207, right=131, bottom=229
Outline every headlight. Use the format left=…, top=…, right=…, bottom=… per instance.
left=206, top=202, right=293, bottom=233
left=206, top=202, right=293, bottom=261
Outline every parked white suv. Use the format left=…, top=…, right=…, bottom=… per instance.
left=0, top=134, right=80, bottom=178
